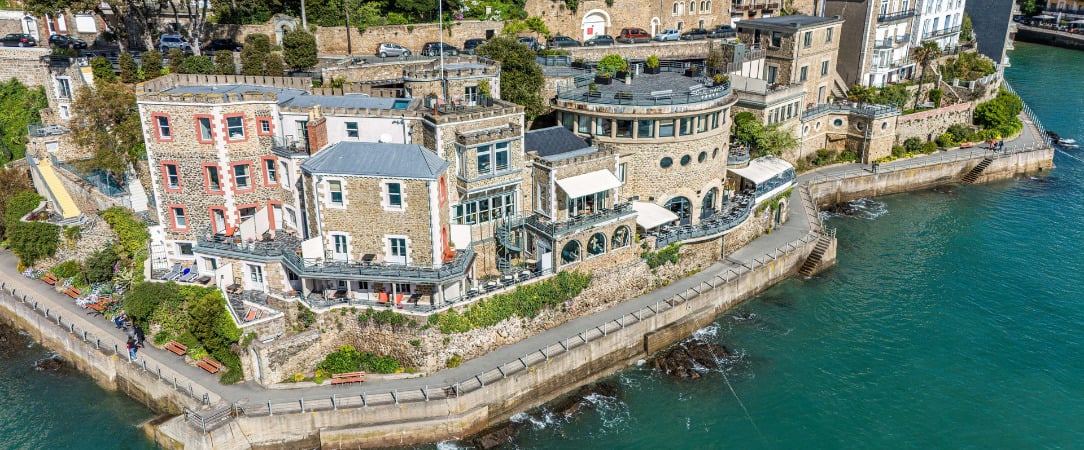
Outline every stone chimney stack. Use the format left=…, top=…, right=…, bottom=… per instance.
left=306, top=105, right=328, bottom=155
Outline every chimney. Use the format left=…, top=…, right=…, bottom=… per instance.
left=306, top=105, right=328, bottom=154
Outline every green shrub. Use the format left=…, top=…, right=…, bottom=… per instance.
left=947, top=123, right=976, bottom=143
left=839, top=150, right=858, bottom=162
left=891, top=145, right=907, bottom=158
left=927, top=88, right=943, bottom=108
left=51, top=260, right=81, bottom=278
left=318, top=345, right=403, bottom=374
left=84, top=245, right=119, bottom=284
left=100, top=207, right=149, bottom=280
left=180, top=55, right=215, bottom=74
left=90, top=56, right=116, bottom=82
left=430, top=271, right=592, bottom=334
left=903, top=137, right=924, bottom=154
left=124, top=281, right=174, bottom=324
left=152, top=331, right=171, bottom=346
left=642, top=243, right=682, bottom=269
left=4, top=191, right=43, bottom=233
left=8, top=221, right=59, bottom=266
left=935, top=132, right=956, bottom=148
left=140, top=50, right=163, bottom=80
left=973, top=88, right=1023, bottom=138
left=446, top=354, right=463, bottom=368
left=646, top=55, right=660, bottom=68
left=282, top=30, right=318, bottom=71
left=297, top=304, right=316, bottom=328
left=921, top=141, right=939, bottom=154
left=597, top=53, right=627, bottom=75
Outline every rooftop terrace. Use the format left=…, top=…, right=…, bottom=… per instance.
left=556, top=71, right=732, bottom=109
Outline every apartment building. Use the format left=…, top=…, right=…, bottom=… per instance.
left=733, top=14, right=845, bottom=107
left=825, top=0, right=919, bottom=87
left=912, top=0, right=967, bottom=51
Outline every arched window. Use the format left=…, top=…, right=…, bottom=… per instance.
left=612, top=226, right=631, bottom=249
left=588, top=233, right=606, bottom=256
left=701, top=188, right=717, bottom=219
left=665, top=197, right=692, bottom=225
left=561, top=240, right=581, bottom=265
left=673, top=2, right=681, bottom=14
left=689, top=1, right=695, bottom=14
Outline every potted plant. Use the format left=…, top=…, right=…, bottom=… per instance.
left=594, top=72, right=613, bottom=85
left=572, top=57, right=586, bottom=68
left=645, top=55, right=661, bottom=74
left=712, top=73, right=730, bottom=86
left=685, top=65, right=700, bottom=77
left=586, top=82, right=602, bottom=97
left=478, top=79, right=494, bottom=106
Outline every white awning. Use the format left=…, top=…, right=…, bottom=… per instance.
left=632, top=202, right=679, bottom=229
left=728, top=156, right=795, bottom=185
left=556, top=169, right=622, bottom=199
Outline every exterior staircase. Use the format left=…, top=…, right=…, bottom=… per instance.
left=961, top=157, right=993, bottom=184
left=798, top=234, right=833, bottom=277
left=495, top=216, right=525, bottom=274
left=126, top=169, right=150, bottom=213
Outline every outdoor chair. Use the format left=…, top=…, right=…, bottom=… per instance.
left=159, top=263, right=182, bottom=281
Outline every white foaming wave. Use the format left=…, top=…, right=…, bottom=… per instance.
left=512, top=409, right=561, bottom=430
left=692, top=323, right=720, bottom=340
left=435, top=440, right=470, bottom=450
left=581, top=393, right=631, bottom=431
left=849, top=198, right=888, bottom=220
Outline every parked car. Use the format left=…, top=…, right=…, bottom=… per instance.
left=584, top=35, right=615, bottom=46
left=201, top=38, right=242, bottom=53
left=680, top=28, right=709, bottom=40
left=517, top=36, right=542, bottom=51
left=157, top=34, right=192, bottom=54
left=547, top=35, right=582, bottom=48
left=654, top=29, right=681, bottom=41
left=463, top=38, right=486, bottom=54
left=421, top=42, right=460, bottom=56
left=376, top=42, right=411, bottom=57
left=49, top=34, right=87, bottom=49
left=618, top=28, right=651, bottom=44
left=1, top=33, right=37, bottom=47
left=708, top=25, right=736, bottom=38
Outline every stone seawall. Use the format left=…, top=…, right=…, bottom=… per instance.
left=1015, top=24, right=1084, bottom=51
left=0, top=285, right=213, bottom=416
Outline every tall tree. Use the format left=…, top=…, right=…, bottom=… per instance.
left=241, top=34, right=272, bottom=76
left=141, top=50, right=164, bottom=80
left=476, top=37, right=545, bottom=119
left=283, top=30, right=318, bottom=71
left=90, top=56, right=116, bottom=82
left=168, top=48, right=187, bottom=74
left=24, top=0, right=156, bottom=51
left=265, top=53, right=286, bottom=76
left=911, top=41, right=941, bottom=110
left=214, top=50, right=236, bottom=75
left=71, top=81, right=144, bottom=182
left=119, top=52, right=140, bottom=84
left=166, top=0, right=210, bottom=55
left=0, top=79, right=48, bottom=164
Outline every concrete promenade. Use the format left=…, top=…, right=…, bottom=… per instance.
left=0, top=111, right=1052, bottom=441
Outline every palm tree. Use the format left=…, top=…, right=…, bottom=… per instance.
left=911, top=41, right=941, bottom=110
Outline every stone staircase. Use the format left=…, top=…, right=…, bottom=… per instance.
left=961, top=157, right=993, bottom=184
left=798, top=234, right=833, bottom=278
left=126, top=170, right=149, bottom=213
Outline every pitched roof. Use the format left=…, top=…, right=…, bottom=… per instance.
left=300, top=142, right=449, bottom=180
left=524, top=126, right=593, bottom=159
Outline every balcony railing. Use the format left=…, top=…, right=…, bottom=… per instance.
left=28, top=124, right=71, bottom=137
left=651, top=195, right=753, bottom=248
left=556, top=82, right=731, bottom=107
left=923, top=25, right=961, bottom=40
left=282, top=247, right=474, bottom=283
left=525, top=202, right=635, bottom=238
left=727, top=147, right=751, bottom=166
left=877, top=9, right=915, bottom=22
left=194, top=229, right=301, bottom=260
left=801, top=102, right=900, bottom=121
left=271, top=135, right=308, bottom=156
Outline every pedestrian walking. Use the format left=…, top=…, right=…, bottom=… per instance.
left=127, top=336, right=138, bottom=361
left=133, top=324, right=145, bottom=348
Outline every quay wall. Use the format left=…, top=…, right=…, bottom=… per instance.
left=0, top=284, right=214, bottom=416
left=1014, top=24, right=1084, bottom=51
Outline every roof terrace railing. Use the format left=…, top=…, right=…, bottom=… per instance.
left=801, top=102, right=900, bottom=121
left=282, top=247, right=474, bottom=283
left=556, top=81, right=732, bottom=107
left=524, top=202, right=635, bottom=238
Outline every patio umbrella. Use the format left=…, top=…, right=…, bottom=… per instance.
left=1033, top=14, right=1056, bottom=20
left=1071, top=19, right=1084, bottom=24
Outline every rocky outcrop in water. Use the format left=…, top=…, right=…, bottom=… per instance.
left=651, top=340, right=731, bottom=379
left=0, top=321, right=32, bottom=358
left=34, top=354, right=72, bottom=374
left=472, top=422, right=521, bottom=450
left=826, top=202, right=861, bottom=216
left=552, top=381, right=621, bottom=417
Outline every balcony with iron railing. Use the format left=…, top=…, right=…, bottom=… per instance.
left=650, top=194, right=753, bottom=248
left=194, top=228, right=301, bottom=261
left=877, top=9, right=916, bottom=22
left=28, top=124, right=71, bottom=137
left=271, top=135, right=309, bottom=156
left=555, top=70, right=732, bottom=110
left=282, top=246, right=474, bottom=283
left=524, top=202, right=635, bottom=238
left=922, top=25, right=961, bottom=40
left=801, top=102, right=900, bottom=121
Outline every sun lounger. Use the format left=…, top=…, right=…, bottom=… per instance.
left=159, top=263, right=181, bottom=281
left=178, top=268, right=198, bottom=283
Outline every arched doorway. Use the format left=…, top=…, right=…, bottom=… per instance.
left=665, top=197, right=692, bottom=225
left=581, top=10, right=610, bottom=41
left=561, top=240, right=582, bottom=265
left=701, top=188, right=717, bottom=220
left=650, top=17, right=661, bottom=36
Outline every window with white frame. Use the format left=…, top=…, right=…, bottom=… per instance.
left=453, top=191, right=516, bottom=224
left=345, top=122, right=359, bottom=138
left=279, top=161, right=291, bottom=189
left=385, top=182, right=403, bottom=208
left=205, top=165, right=221, bottom=191
left=58, top=104, right=70, bottom=119
left=164, top=163, right=180, bottom=189
left=226, top=116, right=245, bottom=139
left=264, top=159, right=277, bottom=184
left=56, top=77, right=72, bottom=99
left=388, top=237, right=408, bottom=263
left=233, top=164, right=251, bottom=190
left=821, top=60, right=830, bottom=76
left=172, top=207, right=187, bottom=228
left=476, top=142, right=510, bottom=176
left=328, top=179, right=344, bottom=206
left=332, top=234, right=349, bottom=260
left=239, top=206, right=257, bottom=222
left=156, top=116, right=171, bottom=139
left=285, top=207, right=297, bottom=228
left=197, top=117, right=213, bottom=141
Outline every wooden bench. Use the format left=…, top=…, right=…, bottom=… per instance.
left=41, top=273, right=58, bottom=285
left=960, top=141, right=975, bottom=148
left=330, top=371, right=366, bottom=385
left=86, top=299, right=114, bottom=314
left=197, top=357, right=224, bottom=374
left=63, top=287, right=81, bottom=299
left=165, top=340, right=188, bottom=356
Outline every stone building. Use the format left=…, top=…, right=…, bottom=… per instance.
left=733, top=14, right=845, bottom=107
left=523, top=0, right=732, bottom=41
left=551, top=69, right=737, bottom=227
left=824, top=0, right=919, bottom=87
left=797, top=102, right=900, bottom=163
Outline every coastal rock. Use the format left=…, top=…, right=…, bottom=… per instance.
left=471, top=421, right=520, bottom=449
left=551, top=381, right=621, bottom=417
left=650, top=340, right=731, bottom=379
left=827, top=202, right=861, bottom=216
left=34, top=354, right=72, bottom=374
left=0, top=322, right=32, bottom=357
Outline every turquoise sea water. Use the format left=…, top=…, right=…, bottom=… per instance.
left=2, top=42, right=1081, bottom=450
left=505, top=42, right=1084, bottom=449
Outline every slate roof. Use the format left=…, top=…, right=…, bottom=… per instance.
left=279, top=95, right=414, bottom=110
left=300, top=142, right=449, bottom=180
left=524, top=126, right=593, bottom=159
left=161, top=84, right=307, bottom=103
left=736, top=14, right=843, bottom=32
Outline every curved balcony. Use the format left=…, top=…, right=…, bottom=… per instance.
left=525, top=202, right=635, bottom=238
left=282, top=247, right=474, bottom=284
left=728, top=147, right=751, bottom=167
left=650, top=194, right=754, bottom=248
left=555, top=71, right=733, bottom=114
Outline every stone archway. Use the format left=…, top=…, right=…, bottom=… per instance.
left=581, top=9, right=611, bottom=41
left=650, top=17, right=662, bottom=36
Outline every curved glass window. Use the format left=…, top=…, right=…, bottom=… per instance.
left=587, top=233, right=606, bottom=256
left=698, top=151, right=707, bottom=163
left=612, top=226, right=631, bottom=249
left=660, top=157, right=673, bottom=169
left=665, top=196, right=692, bottom=225
left=561, top=241, right=581, bottom=264
left=701, top=188, right=717, bottom=219
left=680, top=155, right=692, bottom=166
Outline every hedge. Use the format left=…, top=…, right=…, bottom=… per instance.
left=428, top=271, right=592, bottom=334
